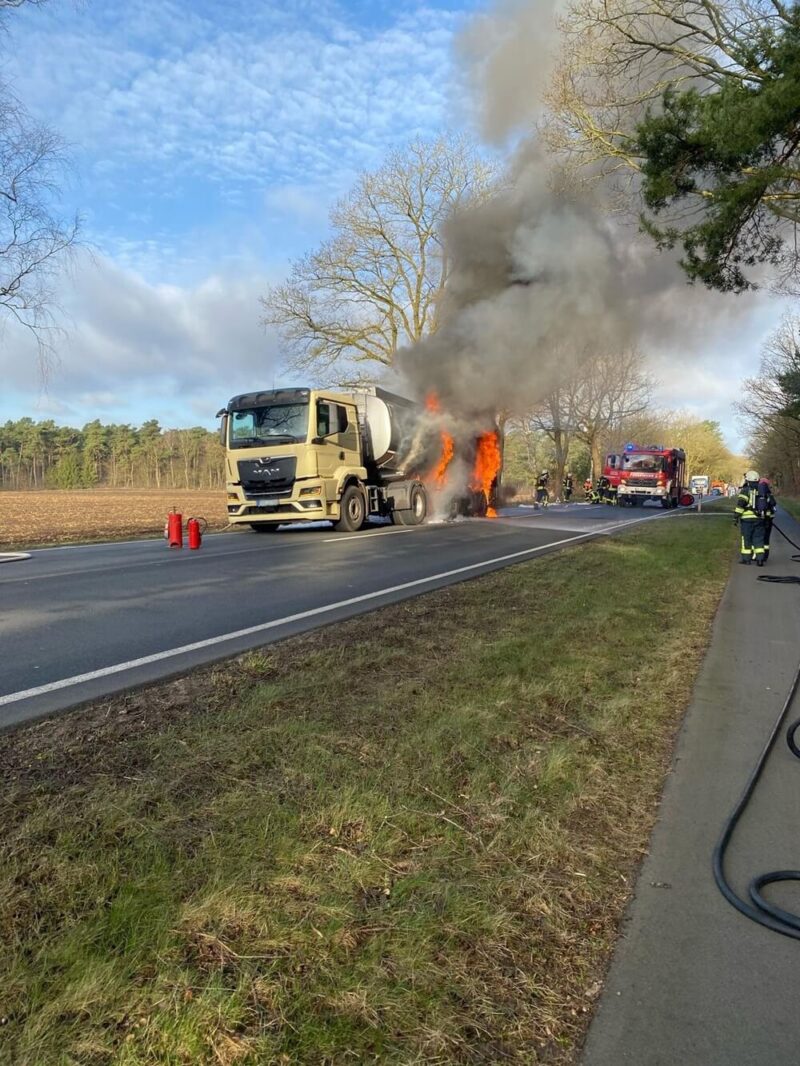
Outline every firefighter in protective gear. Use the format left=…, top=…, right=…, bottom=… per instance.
left=584, top=477, right=593, bottom=498
left=535, top=471, right=550, bottom=507
left=758, top=477, right=777, bottom=561
left=599, top=475, right=618, bottom=505
left=563, top=471, right=574, bottom=502
left=734, top=470, right=766, bottom=565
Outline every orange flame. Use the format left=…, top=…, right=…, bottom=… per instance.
left=425, top=392, right=455, bottom=489
left=471, top=431, right=501, bottom=518
left=432, top=432, right=455, bottom=489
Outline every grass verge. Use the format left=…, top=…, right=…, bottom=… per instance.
left=1, top=515, right=732, bottom=1065
left=781, top=496, right=800, bottom=521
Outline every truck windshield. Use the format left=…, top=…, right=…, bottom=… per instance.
left=229, top=403, right=309, bottom=447
left=624, top=454, right=663, bottom=472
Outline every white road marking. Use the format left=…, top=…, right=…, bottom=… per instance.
left=0, top=527, right=605, bottom=708
left=1, top=506, right=685, bottom=710
left=0, top=553, right=31, bottom=564
left=323, top=527, right=416, bottom=543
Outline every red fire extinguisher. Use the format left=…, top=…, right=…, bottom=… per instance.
left=167, top=510, right=183, bottom=548
left=187, top=516, right=207, bottom=550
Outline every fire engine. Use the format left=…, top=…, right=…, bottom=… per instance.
left=604, top=443, right=686, bottom=508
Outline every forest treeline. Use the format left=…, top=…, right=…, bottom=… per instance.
left=1, top=419, right=225, bottom=490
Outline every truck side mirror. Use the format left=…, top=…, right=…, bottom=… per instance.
left=217, top=412, right=228, bottom=446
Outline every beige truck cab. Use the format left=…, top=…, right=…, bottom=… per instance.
left=219, top=386, right=428, bottom=533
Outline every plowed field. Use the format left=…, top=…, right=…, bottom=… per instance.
left=0, top=490, right=228, bottom=549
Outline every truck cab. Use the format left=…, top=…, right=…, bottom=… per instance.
left=219, top=387, right=427, bottom=533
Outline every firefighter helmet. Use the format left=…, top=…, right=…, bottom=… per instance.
left=745, top=469, right=759, bottom=482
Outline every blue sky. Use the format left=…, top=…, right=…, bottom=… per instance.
left=1, top=0, right=478, bottom=429
left=0, top=0, right=785, bottom=447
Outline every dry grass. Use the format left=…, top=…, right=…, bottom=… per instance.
left=0, top=489, right=228, bottom=550
left=0, top=516, right=733, bottom=1064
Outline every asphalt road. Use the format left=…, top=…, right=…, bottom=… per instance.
left=0, top=503, right=671, bottom=729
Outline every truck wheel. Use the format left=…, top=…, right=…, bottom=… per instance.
left=250, top=523, right=281, bottom=533
left=393, top=483, right=427, bottom=526
left=335, top=484, right=366, bottom=532
left=471, top=490, right=488, bottom=518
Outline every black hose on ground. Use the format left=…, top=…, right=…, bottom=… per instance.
left=757, top=522, right=800, bottom=583
left=713, top=520, right=800, bottom=938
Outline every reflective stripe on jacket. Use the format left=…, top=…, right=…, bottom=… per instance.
left=735, top=487, right=759, bottom=519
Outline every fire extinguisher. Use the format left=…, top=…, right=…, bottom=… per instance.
left=187, top=516, right=207, bottom=550
left=167, top=509, right=183, bottom=548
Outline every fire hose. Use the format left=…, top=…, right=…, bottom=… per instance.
left=756, top=521, right=800, bottom=583
left=712, top=517, right=800, bottom=938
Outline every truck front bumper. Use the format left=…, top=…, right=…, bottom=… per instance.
left=618, top=486, right=666, bottom=497
left=226, top=480, right=338, bottom=523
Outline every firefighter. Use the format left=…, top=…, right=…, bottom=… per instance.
left=563, top=471, right=574, bottom=502
left=734, top=470, right=767, bottom=565
left=535, top=470, right=550, bottom=508
left=584, top=477, right=593, bottom=500
left=757, top=477, right=777, bottom=562
left=599, top=475, right=617, bottom=506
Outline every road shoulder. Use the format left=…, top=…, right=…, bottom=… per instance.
left=581, top=507, right=800, bottom=1065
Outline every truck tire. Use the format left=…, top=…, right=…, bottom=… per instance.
left=335, top=484, right=366, bottom=532
left=250, top=523, right=281, bottom=532
left=392, top=483, right=427, bottom=526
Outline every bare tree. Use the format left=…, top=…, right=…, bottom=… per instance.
left=545, top=349, right=654, bottom=478
left=0, top=2, right=79, bottom=359
left=261, top=135, right=497, bottom=382
left=521, top=357, right=581, bottom=491
left=547, top=0, right=789, bottom=185
left=0, top=95, right=78, bottom=348
left=738, top=314, right=800, bottom=423
left=737, top=313, right=800, bottom=489
left=513, top=348, right=653, bottom=489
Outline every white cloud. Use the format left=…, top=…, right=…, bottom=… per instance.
left=6, top=0, right=467, bottom=195
left=0, top=251, right=287, bottom=428
left=645, top=289, right=790, bottom=449
left=264, top=184, right=331, bottom=228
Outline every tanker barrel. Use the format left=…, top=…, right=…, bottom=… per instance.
left=363, top=393, right=420, bottom=473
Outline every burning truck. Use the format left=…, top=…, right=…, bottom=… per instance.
left=218, top=386, right=500, bottom=533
